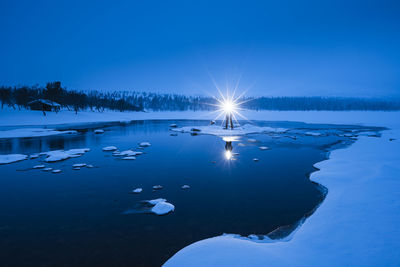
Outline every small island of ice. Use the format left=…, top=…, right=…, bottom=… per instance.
left=172, top=124, right=287, bottom=137
left=102, top=146, right=117, bottom=151
left=41, top=148, right=90, bottom=162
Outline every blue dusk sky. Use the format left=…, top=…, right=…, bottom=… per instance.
left=0, top=0, right=399, bottom=97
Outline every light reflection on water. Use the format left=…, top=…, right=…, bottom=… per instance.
left=0, top=120, right=381, bottom=266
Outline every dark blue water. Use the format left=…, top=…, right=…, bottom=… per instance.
left=0, top=120, right=378, bottom=266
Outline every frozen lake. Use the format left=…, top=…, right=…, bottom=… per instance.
left=0, top=120, right=382, bottom=266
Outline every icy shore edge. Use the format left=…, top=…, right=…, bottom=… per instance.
left=164, top=127, right=400, bottom=266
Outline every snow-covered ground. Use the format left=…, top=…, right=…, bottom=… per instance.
left=1, top=108, right=400, bottom=266
left=1, top=107, right=399, bottom=128
left=164, top=114, right=400, bottom=266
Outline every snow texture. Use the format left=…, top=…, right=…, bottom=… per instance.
left=0, top=128, right=76, bottom=139
left=172, top=124, right=287, bottom=137
left=113, top=150, right=142, bottom=157
left=151, top=201, right=175, bottom=215
left=122, top=156, right=136, bottom=160
left=153, top=185, right=163, bottom=190
left=72, top=163, right=86, bottom=167
left=132, top=188, right=143, bottom=193
left=102, top=146, right=117, bottom=151
left=41, top=148, right=90, bottom=162
left=165, top=114, right=400, bottom=267
left=139, top=142, right=151, bottom=147
left=0, top=154, right=28, bottom=164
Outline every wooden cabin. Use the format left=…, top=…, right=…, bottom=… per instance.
left=28, top=99, right=61, bottom=112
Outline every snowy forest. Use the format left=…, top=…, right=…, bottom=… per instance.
left=1, top=82, right=400, bottom=112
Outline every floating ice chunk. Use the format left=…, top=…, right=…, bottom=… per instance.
left=94, top=129, right=104, bottom=134
left=43, top=167, right=53, bottom=171
left=253, top=158, right=259, bottom=162
left=52, top=169, right=61, bottom=173
left=86, top=164, right=94, bottom=168
left=114, top=150, right=143, bottom=157
left=29, top=154, right=40, bottom=159
left=259, top=146, right=269, bottom=150
left=305, top=132, right=322, bottom=136
left=33, top=164, right=46, bottom=169
left=147, top=198, right=167, bottom=205
left=151, top=201, right=175, bottom=215
left=169, top=124, right=178, bottom=128
left=139, top=142, right=151, bottom=147
left=41, top=148, right=90, bottom=162
left=123, top=156, right=136, bottom=160
left=181, top=185, right=190, bottom=190
left=132, top=188, right=143, bottom=194
left=0, top=154, right=28, bottom=164
left=73, top=163, right=86, bottom=167
left=102, top=146, right=117, bottom=151
left=153, top=185, right=163, bottom=190
left=247, top=138, right=258, bottom=143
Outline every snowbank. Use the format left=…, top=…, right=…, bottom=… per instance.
left=1, top=108, right=399, bottom=128
left=0, top=154, right=28, bottom=164
left=0, top=128, right=77, bottom=139
left=165, top=125, right=400, bottom=266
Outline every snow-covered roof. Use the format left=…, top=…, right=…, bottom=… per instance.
left=28, top=99, right=61, bottom=107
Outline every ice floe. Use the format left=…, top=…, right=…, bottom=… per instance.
left=151, top=201, right=175, bottom=215
left=305, top=132, right=323, bottom=136
left=86, top=164, right=94, bottom=168
left=132, top=188, right=143, bottom=194
left=102, top=146, right=117, bottom=151
left=42, top=167, right=53, bottom=171
left=29, top=154, right=40, bottom=159
left=52, top=169, right=61, bottom=173
left=0, top=128, right=77, bottom=139
left=172, top=124, right=287, bottom=137
left=0, top=154, right=28, bottom=164
left=153, top=185, right=163, bottom=190
left=41, top=148, right=90, bottom=162
left=33, top=164, right=45, bottom=169
left=181, top=185, right=190, bottom=190
left=123, top=156, right=136, bottom=160
left=253, top=158, right=259, bottom=162
left=259, top=146, right=269, bottom=150
left=113, top=150, right=143, bottom=157
left=94, top=129, right=104, bottom=134
left=147, top=198, right=167, bottom=205
left=139, top=142, right=151, bottom=147
left=144, top=198, right=175, bottom=215
left=73, top=163, right=86, bottom=167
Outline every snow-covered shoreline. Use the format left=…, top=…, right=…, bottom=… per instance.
left=164, top=116, right=400, bottom=266
left=1, top=108, right=399, bottom=128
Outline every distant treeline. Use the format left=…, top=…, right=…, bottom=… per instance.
left=1, top=82, right=400, bottom=112
left=0, top=82, right=142, bottom=113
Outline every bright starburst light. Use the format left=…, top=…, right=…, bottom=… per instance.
left=210, top=89, right=251, bottom=130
